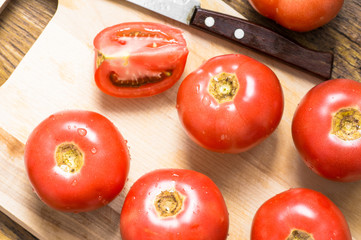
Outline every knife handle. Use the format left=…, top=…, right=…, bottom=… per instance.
left=190, top=7, right=333, bottom=79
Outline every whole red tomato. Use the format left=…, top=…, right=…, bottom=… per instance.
left=251, top=188, right=352, bottom=240
left=177, top=54, right=284, bottom=153
left=292, top=79, right=361, bottom=182
left=94, top=22, right=189, bottom=98
left=248, top=0, right=344, bottom=32
left=24, top=110, right=130, bottom=212
left=120, top=169, right=229, bottom=240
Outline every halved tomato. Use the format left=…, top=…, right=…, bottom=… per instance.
left=94, top=22, right=189, bottom=98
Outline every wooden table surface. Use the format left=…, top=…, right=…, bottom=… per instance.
left=0, top=0, right=359, bottom=239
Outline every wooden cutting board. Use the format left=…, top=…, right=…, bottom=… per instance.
left=0, top=0, right=360, bottom=239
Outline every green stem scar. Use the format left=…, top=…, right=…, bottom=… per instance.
left=208, top=72, right=239, bottom=103
left=154, top=190, right=184, bottom=217
left=332, top=107, right=361, bottom=141
left=55, top=142, right=84, bottom=173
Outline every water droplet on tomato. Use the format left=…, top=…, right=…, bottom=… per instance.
left=91, top=147, right=97, bottom=154
left=220, top=134, right=227, bottom=141
left=77, top=128, right=87, bottom=136
left=67, top=125, right=71, bottom=130
left=196, top=85, right=200, bottom=93
left=202, top=96, right=211, bottom=106
left=71, top=180, right=77, bottom=186
left=172, top=173, right=179, bottom=177
left=175, top=104, right=180, bottom=109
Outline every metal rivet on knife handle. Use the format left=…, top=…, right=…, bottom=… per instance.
left=234, top=29, right=245, bottom=40
left=190, top=7, right=333, bottom=79
left=205, top=17, right=215, bottom=27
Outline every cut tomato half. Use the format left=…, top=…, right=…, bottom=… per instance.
left=94, top=22, right=189, bottom=98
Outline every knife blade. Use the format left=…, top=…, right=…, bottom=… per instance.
left=125, top=0, right=333, bottom=79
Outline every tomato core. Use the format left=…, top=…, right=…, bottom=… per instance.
left=208, top=72, right=239, bottom=103
left=286, top=229, right=314, bottom=240
left=109, top=70, right=173, bottom=87
left=55, top=142, right=84, bottom=173
left=96, top=52, right=106, bottom=68
left=332, top=107, right=361, bottom=141
left=154, top=190, right=184, bottom=217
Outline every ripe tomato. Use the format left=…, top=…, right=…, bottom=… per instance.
left=94, top=22, right=189, bottom=98
left=120, top=169, right=229, bottom=240
left=251, top=188, right=352, bottom=240
left=292, top=79, right=361, bottom=182
left=24, top=110, right=130, bottom=212
left=248, top=0, right=344, bottom=32
left=176, top=54, right=284, bottom=153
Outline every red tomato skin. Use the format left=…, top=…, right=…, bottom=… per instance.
left=120, top=169, right=229, bottom=240
left=24, top=110, right=130, bottom=212
left=248, top=0, right=344, bottom=32
left=177, top=54, right=284, bottom=153
left=94, top=22, right=189, bottom=98
left=251, top=188, right=352, bottom=240
left=292, top=79, right=361, bottom=182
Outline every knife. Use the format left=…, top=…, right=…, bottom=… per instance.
left=125, top=0, right=333, bottom=79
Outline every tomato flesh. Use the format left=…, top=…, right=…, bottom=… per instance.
left=94, top=22, right=189, bottom=97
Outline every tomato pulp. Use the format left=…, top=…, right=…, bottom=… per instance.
left=177, top=54, right=284, bottom=153
left=120, top=169, right=229, bottom=240
left=292, top=79, right=361, bottom=182
left=24, top=110, right=130, bottom=212
left=94, top=22, right=189, bottom=98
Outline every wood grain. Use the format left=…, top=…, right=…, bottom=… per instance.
left=0, top=0, right=360, bottom=239
left=0, top=0, right=57, bottom=86
left=0, top=1, right=56, bottom=239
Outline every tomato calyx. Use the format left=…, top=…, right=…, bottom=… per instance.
left=286, top=229, right=314, bottom=240
left=154, top=190, right=184, bottom=217
left=332, top=107, right=361, bottom=141
left=55, top=142, right=84, bottom=173
left=208, top=72, right=239, bottom=103
left=109, top=70, right=173, bottom=87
